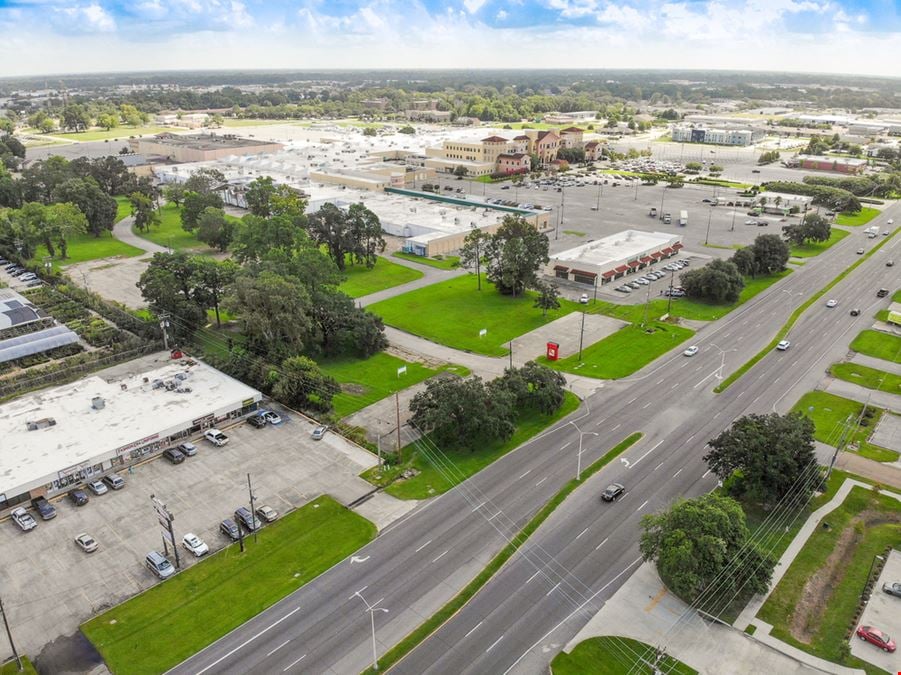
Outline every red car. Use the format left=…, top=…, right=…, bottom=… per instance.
left=856, top=625, right=896, bottom=652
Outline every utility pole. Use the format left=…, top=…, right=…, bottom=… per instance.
left=578, top=311, right=586, bottom=360
left=247, top=473, right=257, bottom=543
left=642, top=278, right=652, bottom=327
left=666, top=268, right=676, bottom=315
left=150, top=494, right=180, bottom=569
left=395, top=392, right=402, bottom=459
left=730, top=206, right=737, bottom=232
left=704, top=206, right=713, bottom=245
left=658, top=184, right=666, bottom=221
left=159, top=312, right=171, bottom=351
left=596, top=183, right=601, bottom=211
left=508, top=340, right=513, bottom=370
left=0, top=593, right=22, bottom=672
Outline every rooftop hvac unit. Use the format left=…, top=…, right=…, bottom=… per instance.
left=454, top=217, right=460, bottom=224
left=92, top=396, right=105, bottom=410
left=26, top=417, right=56, bottom=431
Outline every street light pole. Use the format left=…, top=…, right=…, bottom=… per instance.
left=569, top=420, right=599, bottom=481
left=704, top=206, right=713, bottom=246
left=353, top=590, right=389, bottom=671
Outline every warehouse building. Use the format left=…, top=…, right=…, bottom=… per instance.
left=792, top=155, right=868, bottom=175
left=671, top=124, right=765, bottom=146
left=548, top=230, right=684, bottom=286
left=0, top=354, right=261, bottom=513
left=131, top=133, right=283, bottom=163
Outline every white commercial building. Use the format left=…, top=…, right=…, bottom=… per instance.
left=671, top=124, right=765, bottom=146
left=548, top=230, right=684, bottom=286
left=0, top=354, right=261, bottom=512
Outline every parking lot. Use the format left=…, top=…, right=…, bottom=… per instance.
left=0, top=406, right=383, bottom=664
left=850, top=548, right=901, bottom=672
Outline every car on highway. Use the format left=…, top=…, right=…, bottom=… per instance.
left=776, top=340, right=791, bottom=351
left=887, top=260, right=895, bottom=267
left=74, top=533, right=99, bottom=553
left=825, top=299, right=837, bottom=308
left=182, top=533, right=209, bottom=557
left=850, top=308, right=860, bottom=316
left=68, top=489, right=89, bottom=506
left=579, top=293, right=589, bottom=304
left=683, top=345, right=699, bottom=357
left=248, top=414, right=267, bottom=429
left=311, top=424, right=328, bottom=440
left=877, top=288, right=889, bottom=298
left=32, top=496, right=56, bottom=520
left=87, top=480, right=108, bottom=495
left=856, top=625, right=895, bottom=652
left=10, top=507, right=37, bottom=532
left=883, top=581, right=901, bottom=598
left=256, top=505, right=279, bottom=523
left=601, top=483, right=625, bottom=502
left=856, top=248, right=865, bottom=254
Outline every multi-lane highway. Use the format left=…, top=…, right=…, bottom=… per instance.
left=171, top=203, right=898, bottom=675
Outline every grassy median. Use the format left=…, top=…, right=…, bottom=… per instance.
left=552, top=636, right=697, bottom=675
left=82, top=496, right=376, bottom=675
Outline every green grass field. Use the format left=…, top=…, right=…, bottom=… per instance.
left=757, top=486, right=901, bottom=674
left=835, top=207, right=880, bottom=227
left=0, top=657, right=37, bottom=675
left=538, top=322, right=693, bottom=379
left=829, top=362, right=901, bottom=396
left=319, top=352, right=470, bottom=419
left=791, top=391, right=898, bottom=462
left=49, top=126, right=171, bottom=142
left=363, top=391, right=580, bottom=500
left=337, top=256, right=423, bottom=298
left=850, top=329, right=901, bottom=364
left=33, top=232, right=144, bottom=267
left=391, top=251, right=460, bottom=270
left=131, top=202, right=237, bottom=251
left=369, top=275, right=581, bottom=356
left=552, top=637, right=697, bottom=675
left=82, top=496, right=375, bottom=675
left=789, top=228, right=849, bottom=258
left=114, top=195, right=133, bottom=223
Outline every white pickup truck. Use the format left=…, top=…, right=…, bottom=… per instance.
left=11, top=507, right=37, bottom=532
left=204, top=429, right=229, bottom=447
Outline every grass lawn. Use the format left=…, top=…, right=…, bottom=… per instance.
left=791, top=391, right=898, bottom=463
left=363, top=391, right=580, bottom=500
left=33, top=232, right=144, bottom=267
left=538, top=321, right=693, bottom=379
left=850, top=330, right=901, bottom=364
left=49, top=126, right=171, bottom=142
left=114, top=195, right=133, bottom=223
left=0, top=657, right=37, bottom=675
left=789, top=228, right=850, bottom=258
left=131, top=202, right=236, bottom=252
left=757, top=486, right=901, bottom=674
left=369, top=275, right=582, bottom=356
left=81, top=496, right=375, bottom=675
left=392, top=251, right=460, bottom=270
left=829, top=362, right=901, bottom=396
left=552, top=636, right=697, bottom=675
left=338, top=256, right=423, bottom=298
left=835, top=207, right=880, bottom=227
left=319, top=352, right=470, bottom=419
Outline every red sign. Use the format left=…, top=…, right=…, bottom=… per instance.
left=546, top=342, right=560, bottom=361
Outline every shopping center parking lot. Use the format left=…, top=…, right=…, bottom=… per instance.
left=0, top=407, right=378, bottom=661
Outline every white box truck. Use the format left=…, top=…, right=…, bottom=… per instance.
left=865, top=226, right=878, bottom=238
left=679, top=210, right=688, bottom=227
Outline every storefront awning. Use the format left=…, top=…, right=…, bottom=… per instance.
left=639, top=256, right=653, bottom=263
left=672, top=242, right=684, bottom=250
left=553, top=265, right=569, bottom=271
left=601, top=270, right=617, bottom=278
left=650, top=252, right=663, bottom=259
left=615, top=265, right=629, bottom=273
left=571, top=269, right=597, bottom=278
left=661, top=247, right=674, bottom=255
left=627, top=260, right=640, bottom=267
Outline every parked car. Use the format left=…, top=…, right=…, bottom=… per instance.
left=235, top=507, right=261, bottom=532
left=311, top=425, right=328, bottom=440
left=256, top=505, right=279, bottom=523
left=163, top=447, right=186, bottom=464
left=204, top=429, right=229, bottom=446
left=683, top=345, right=699, bottom=357
left=87, top=480, right=108, bottom=495
left=877, top=288, right=889, bottom=298
left=219, top=518, right=240, bottom=541
left=882, top=581, right=901, bottom=598
left=261, top=410, right=282, bottom=425
left=145, top=551, right=176, bottom=580
left=601, top=483, right=625, bottom=502
left=68, top=489, right=89, bottom=506
left=776, top=340, right=791, bottom=351
left=825, top=299, right=837, bottom=308
left=74, top=532, right=99, bottom=553
left=856, top=625, right=895, bottom=652
left=248, top=414, right=267, bottom=429
left=579, top=293, right=589, bottom=304
left=177, top=442, right=197, bottom=457
left=31, top=496, right=56, bottom=520
left=182, top=533, right=209, bottom=557
left=103, top=473, right=126, bottom=490
left=10, top=507, right=37, bottom=532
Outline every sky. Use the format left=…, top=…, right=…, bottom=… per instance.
left=0, top=0, right=899, bottom=78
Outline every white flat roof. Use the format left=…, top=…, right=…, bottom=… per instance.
left=553, top=230, right=681, bottom=269
left=0, top=357, right=260, bottom=496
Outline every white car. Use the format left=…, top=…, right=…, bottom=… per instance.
left=75, top=532, right=99, bottom=553
left=311, top=425, right=328, bottom=440
left=888, top=219, right=894, bottom=225
left=204, top=429, right=229, bottom=446
left=261, top=410, right=282, bottom=425
left=182, top=533, right=209, bottom=557
left=776, top=340, right=791, bottom=351
left=635, top=278, right=649, bottom=285
left=579, top=293, right=589, bottom=304
left=683, top=345, right=700, bottom=357
left=10, top=507, right=36, bottom=532
left=256, top=505, right=279, bottom=523
left=826, top=299, right=837, bottom=308
left=87, top=480, right=108, bottom=495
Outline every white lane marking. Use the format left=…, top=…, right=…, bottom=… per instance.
left=642, top=402, right=651, bottom=409
left=773, top=375, right=781, bottom=384
left=627, top=397, right=637, bottom=405
left=686, top=433, right=696, bottom=442
left=737, top=391, right=745, bottom=398
left=594, top=419, right=606, bottom=428
left=736, top=335, right=744, bottom=343
left=673, top=468, right=683, bottom=478
left=283, top=654, right=306, bottom=672
left=502, top=558, right=643, bottom=674
left=656, top=378, right=665, bottom=385
left=752, top=395, right=761, bottom=405
left=671, top=382, right=680, bottom=389
left=536, top=477, right=548, bottom=487
left=702, top=469, right=712, bottom=478
left=519, top=469, right=532, bottom=479
left=267, top=640, right=290, bottom=657
left=611, top=423, right=621, bottom=431
left=486, top=635, right=504, bottom=653
left=654, top=462, right=664, bottom=471
left=595, top=537, right=608, bottom=551
left=693, top=369, right=719, bottom=389
left=546, top=582, right=561, bottom=597
left=526, top=570, right=541, bottom=584
left=713, top=411, right=721, bottom=419
left=629, top=440, right=663, bottom=469
left=432, top=550, right=449, bottom=563
left=472, top=502, right=486, bottom=512
left=680, top=361, right=690, bottom=369
left=415, top=540, right=432, bottom=553
left=487, top=512, right=500, bottom=521
left=637, top=500, right=649, bottom=512
left=561, top=441, right=572, bottom=450
left=348, top=586, right=368, bottom=600
left=195, top=606, right=303, bottom=675
left=464, top=621, right=483, bottom=639
left=576, top=527, right=589, bottom=540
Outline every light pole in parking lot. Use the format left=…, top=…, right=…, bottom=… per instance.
left=658, top=184, right=666, bottom=221
left=570, top=417, right=599, bottom=481
left=704, top=206, right=713, bottom=246
left=0, top=593, right=22, bottom=672
left=247, top=473, right=258, bottom=543
left=353, top=590, right=389, bottom=671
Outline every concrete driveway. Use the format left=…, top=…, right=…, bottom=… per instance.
left=850, top=549, right=901, bottom=672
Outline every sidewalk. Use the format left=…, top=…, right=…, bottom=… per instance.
left=850, top=353, right=901, bottom=377
left=834, top=452, right=901, bottom=489
left=112, top=215, right=169, bottom=254
left=357, top=259, right=465, bottom=307
left=823, top=378, right=900, bottom=413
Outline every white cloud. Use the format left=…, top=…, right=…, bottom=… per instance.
left=496, top=8, right=509, bottom=20
left=56, top=3, right=116, bottom=32
left=544, top=0, right=598, bottom=17
left=595, top=4, right=647, bottom=31
left=463, top=0, right=488, bottom=13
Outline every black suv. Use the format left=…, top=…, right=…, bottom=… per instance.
left=68, top=489, right=89, bottom=506
left=877, top=288, right=889, bottom=298
left=31, top=496, right=57, bottom=520
left=219, top=518, right=240, bottom=541
left=247, top=414, right=267, bottom=429
left=234, top=507, right=261, bottom=532
left=163, top=447, right=186, bottom=464
left=601, top=483, right=625, bottom=502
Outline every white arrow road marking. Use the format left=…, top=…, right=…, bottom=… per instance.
left=350, top=555, right=370, bottom=564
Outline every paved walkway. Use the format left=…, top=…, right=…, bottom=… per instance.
left=835, top=452, right=901, bottom=488
left=112, top=215, right=168, bottom=254
left=850, top=353, right=901, bottom=377
left=823, top=378, right=900, bottom=412
left=357, top=257, right=466, bottom=307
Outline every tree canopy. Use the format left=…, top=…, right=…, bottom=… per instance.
left=482, top=215, right=549, bottom=296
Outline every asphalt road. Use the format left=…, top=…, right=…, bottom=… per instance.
left=170, top=202, right=899, bottom=675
